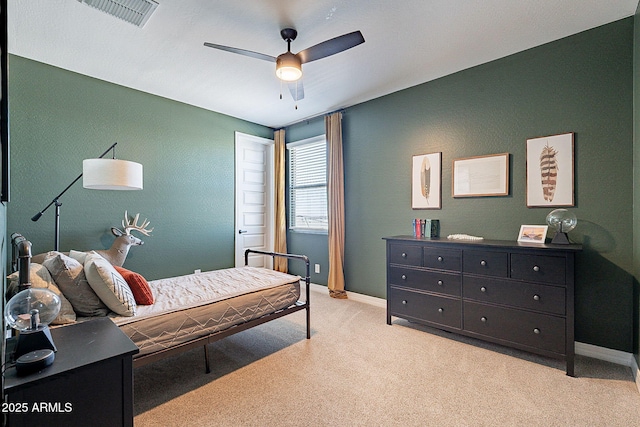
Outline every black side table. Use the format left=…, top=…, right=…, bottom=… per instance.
left=3, top=317, right=139, bottom=427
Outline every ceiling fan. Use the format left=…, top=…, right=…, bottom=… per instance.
left=204, top=28, right=365, bottom=101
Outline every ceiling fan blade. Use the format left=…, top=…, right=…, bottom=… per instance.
left=203, top=42, right=276, bottom=63
left=288, top=80, right=304, bottom=101
left=297, top=31, right=364, bottom=64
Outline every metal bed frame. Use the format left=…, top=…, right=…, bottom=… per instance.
left=132, top=249, right=311, bottom=373
left=9, top=235, right=311, bottom=374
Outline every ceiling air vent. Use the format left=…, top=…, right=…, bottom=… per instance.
left=77, top=0, right=159, bottom=28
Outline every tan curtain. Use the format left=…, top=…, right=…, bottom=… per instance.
left=273, top=129, right=288, bottom=272
left=326, top=112, right=347, bottom=299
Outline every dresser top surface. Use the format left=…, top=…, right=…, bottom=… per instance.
left=383, top=235, right=582, bottom=252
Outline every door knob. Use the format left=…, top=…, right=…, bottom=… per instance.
left=238, top=230, right=248, bottom=234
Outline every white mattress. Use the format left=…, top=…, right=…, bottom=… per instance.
left=110, top=266, right=301, bottom=357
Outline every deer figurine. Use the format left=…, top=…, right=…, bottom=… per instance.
left=95, top=211, right=153, bottom=267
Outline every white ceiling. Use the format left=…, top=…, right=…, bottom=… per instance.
left=8, top=0, right=639, bottom=128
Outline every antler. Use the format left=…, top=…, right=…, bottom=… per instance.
left=122, top=210, right=153, bottom=236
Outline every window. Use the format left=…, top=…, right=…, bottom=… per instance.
left=287, top=135, right=327, bottom=233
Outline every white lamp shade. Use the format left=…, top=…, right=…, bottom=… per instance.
left=275, top=52, right=302, bottom=81
left=83, top=158, right=143, bottom=190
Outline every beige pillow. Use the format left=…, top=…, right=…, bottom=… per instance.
left=42, top=252, right=109, bottom=317
left=84, top=251, right=136, bottom=317
left=6, top=262, right=76, bottom=325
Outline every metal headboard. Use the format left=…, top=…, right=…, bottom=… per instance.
left=10, top=233, right=32, bottom=290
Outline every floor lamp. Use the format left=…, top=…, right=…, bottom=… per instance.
left=31, top=142, right=143, bottom=251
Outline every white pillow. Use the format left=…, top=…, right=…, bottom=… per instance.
left=84, top=251, right=137, bottom=316
left=7, top=262, right=77, bottom=325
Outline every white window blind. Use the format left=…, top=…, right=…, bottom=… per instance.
left=287, top=135, right=327, bottom=232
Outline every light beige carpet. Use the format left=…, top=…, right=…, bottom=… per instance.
left=133, top=285, right=640, bottom=426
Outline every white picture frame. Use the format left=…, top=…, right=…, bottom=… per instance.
left=517, top=225, right=548, bottom=244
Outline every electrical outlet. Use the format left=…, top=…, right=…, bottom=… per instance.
left=314, top=264, right=320, bottom=274
left=194, top=269, right=201, bottom=274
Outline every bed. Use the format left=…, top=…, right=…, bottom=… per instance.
left=123, top=250, right=310, bottom=372
left=8, top=234, right=310, bottom=373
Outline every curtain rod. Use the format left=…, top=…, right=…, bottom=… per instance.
left=277, top=108, right=347, bottom=131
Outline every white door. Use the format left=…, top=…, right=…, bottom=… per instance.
left=235, top=132, right=275, bottom=268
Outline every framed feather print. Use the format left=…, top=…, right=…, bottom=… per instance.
left=412, top=152, right=441, bottom=209
left=526, top=132, right=574, bottom=207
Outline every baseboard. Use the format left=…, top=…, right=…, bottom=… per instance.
left=311, top=283, right=639, bottom=390
left=345, top=289, right=386, bottom=308
left=574, top=342, right=635, bottom=367
left=308, top=283, right=386, bottom=308
left=575, top=342, right=640, bottom=393
left=633, top=356, right=640, bottom=393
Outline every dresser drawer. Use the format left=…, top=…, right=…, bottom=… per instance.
left=389, top=243, right=422, bottom=266
left=389, top=266, right=461, bottom=297
left=463, top=302, right=565, bottom=354
left=510, top=254, right=566, bottom=285
left=463, top=277, right=565, bottom=315
left=389, top=287, right=461, bottom=329
left=463, top=250, right=508, bottom=277
left=423, top=248, right=461, bottom=272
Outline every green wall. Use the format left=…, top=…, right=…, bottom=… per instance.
left=8, top=18, right=637, bottom=354
left=284, top=118, right=329, bottom=282
left=8, top=56, right=271, bottom=280
left=288, top=18, right=635, bottom=352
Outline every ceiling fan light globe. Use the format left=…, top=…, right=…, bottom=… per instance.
left=276, top=52, right=302, bottom=81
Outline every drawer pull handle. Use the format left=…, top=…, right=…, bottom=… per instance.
left=533, top=328, right=540, bottom=334
left=401, top=274, right=407, bottom=280
left=402, top=300, right=407, bottom=305
left=401, top=252, right=407, bottom=258
left=480, top=286, right=487, bottom=292
left=438, top=308, right=443, bottom=313
left=437, top=256, right=443, bottom=262
left=437, top=280, right=443, bottom=286
left=481, top=316, right=487, bottom=323
left=480, top=260, right=486, bottom=266
left=533, top=294, right=540, bottom=301
left=533, top=265, right=540, bottom=272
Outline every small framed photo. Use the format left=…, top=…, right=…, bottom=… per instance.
left=517, top=225, right=548, bottom=244
left=412, top=152, right=441, bottom=209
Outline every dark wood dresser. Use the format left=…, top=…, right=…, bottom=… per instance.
left=384, top=235, right=581, bottom=376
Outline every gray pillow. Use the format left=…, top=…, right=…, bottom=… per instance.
left=6, top=262, right=77, bottom=325
left=42, top=252, right=109, bottom=317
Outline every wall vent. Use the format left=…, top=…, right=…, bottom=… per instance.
left=77, top=0, right=158, bottom=28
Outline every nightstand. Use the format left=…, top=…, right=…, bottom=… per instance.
left=3, top=317, right=139, bottom=427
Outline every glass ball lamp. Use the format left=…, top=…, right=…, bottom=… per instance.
left=546, top=209, right=577, bottom=244
left=5, top=287, right=61, bottom=373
